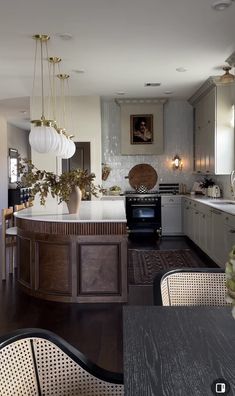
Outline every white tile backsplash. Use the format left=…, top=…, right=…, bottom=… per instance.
left=101, top=99, right=198, bottom=192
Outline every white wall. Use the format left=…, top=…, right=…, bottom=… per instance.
left=31, top=96, right=102, bottom=184
left=7, top=123, right=30, bottom=160
left=0, top=116, right=8, bottom=213
left=101, top=99, right=197, bottom=192
left=214, top=175, right=233, bottom=199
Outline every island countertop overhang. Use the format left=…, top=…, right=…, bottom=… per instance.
left=14, top=200, right=127, bottom=223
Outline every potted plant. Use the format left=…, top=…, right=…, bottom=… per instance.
left=225, top=246, right=235, bottom=319
left=199, top=177, right=215, bottom=196
left=19, top=158, right=99, bottom=214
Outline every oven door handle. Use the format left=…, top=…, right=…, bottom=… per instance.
left=131, top=204, right=156, bottom=207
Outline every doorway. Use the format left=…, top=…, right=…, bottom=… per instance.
left=62, top=142, right=90, bottom=173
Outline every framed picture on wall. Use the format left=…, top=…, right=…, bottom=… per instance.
left=130, top=114, right=153, bottom=144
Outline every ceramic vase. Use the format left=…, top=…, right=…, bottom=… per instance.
left=66, top=186, right=82, bottom=214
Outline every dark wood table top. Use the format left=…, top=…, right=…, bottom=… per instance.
left=123, top=306, right=235, bottom=396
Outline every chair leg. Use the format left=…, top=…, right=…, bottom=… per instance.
left=2, top=244, right=6, bottom=281
left=13, top=245, right=17, bottom=269
left=9, top=239, right=14, bottom=274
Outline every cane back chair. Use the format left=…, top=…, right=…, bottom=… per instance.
left=153, top=268, right=229, bottom=306
left=0, top=328, right=124, bottom=396
left=1, top=207, right=17, bottom=280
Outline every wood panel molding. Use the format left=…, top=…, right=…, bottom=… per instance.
left=16, top=218, right=127, bottom=236
left=17, top=230, right=128, bottom=303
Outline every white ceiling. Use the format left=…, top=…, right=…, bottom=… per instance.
left=0, top=0, right=235, bottom=127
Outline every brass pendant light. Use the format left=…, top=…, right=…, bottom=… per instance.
left=29, top=35, right=59, bottom=153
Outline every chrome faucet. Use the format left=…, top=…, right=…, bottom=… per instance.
left=230, top=170, right=235, bottom=199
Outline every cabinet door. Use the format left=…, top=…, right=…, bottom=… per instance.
left=194, top=101, right=203, bottom=173
left=211, top=209, right=226, bottom=267
left=224, top=224, right=235, bottom=264
left=161, top=204, right=182, bottom=235
left=198, top=208, right=212, bottom=256
left=183, top=201, right=189, bottom=236
left=194, top=88, right=216, bottom=174
left=187, top=206, right=194, bottom=240
left=193, top=208, right=200, bottom=245
left=204, top=89, right=215, bottom=174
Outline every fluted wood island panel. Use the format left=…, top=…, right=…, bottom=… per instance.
left=15, top=201, right=128, bottom=303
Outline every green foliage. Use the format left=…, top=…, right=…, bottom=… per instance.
left=199, top=177, right=215, bottom=188
left=19, top=158, right=99, bottom=205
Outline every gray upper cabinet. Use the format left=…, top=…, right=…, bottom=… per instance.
left=190, top=79, right=235, bottom=175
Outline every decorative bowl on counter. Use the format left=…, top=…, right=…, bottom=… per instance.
left=109, top=185, right=122, bottom=195
left=109, top=190, right=121, bottom=196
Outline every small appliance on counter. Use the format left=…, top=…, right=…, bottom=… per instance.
left=191, top=182, right=204, bottom=195
left=211, top=185, right=221, bottom=198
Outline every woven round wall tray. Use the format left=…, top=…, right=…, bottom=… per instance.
left=127, top=164, right=158, bottom=190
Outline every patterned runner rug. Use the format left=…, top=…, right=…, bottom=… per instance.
left=128, top=249, right=205, bottom=285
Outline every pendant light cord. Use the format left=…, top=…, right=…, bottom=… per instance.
left=31, top=39, right=38, bottom=119
left=40, top=38, right=45, bottom=119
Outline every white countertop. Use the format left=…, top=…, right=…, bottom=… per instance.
left=183, top=195, right=235, bottom=215
left=14, top=200, right=127, bottom=223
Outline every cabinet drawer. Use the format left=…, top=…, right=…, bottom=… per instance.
left=161, top=196, right=181, bottom=204
left=224, top=213, right=235, bottom=228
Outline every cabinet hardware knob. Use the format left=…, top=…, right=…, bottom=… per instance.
left=211, top=209, right=222, bottom=215
left=195, top=212, right=199, bottom=214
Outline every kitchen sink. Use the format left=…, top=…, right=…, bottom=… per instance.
left=209, top=201, right=235, bottom=205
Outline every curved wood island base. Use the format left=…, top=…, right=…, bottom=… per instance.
left=15, top=201, right=128, bottom=303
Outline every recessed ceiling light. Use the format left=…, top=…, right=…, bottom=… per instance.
left=211, top=0, right=233, bottom=10
left=164, top=91, right=173, bottom=95
left=176, top=67, right=187, bottom=72
left=20, top=110, right=27, bottom=114
left=144, top=82, right=161, bottom=87
left=73, top=69, right=85, bottom=74
left=116, top=91, right=126, bottom=95
left=56, top=33, right=73, bottom=40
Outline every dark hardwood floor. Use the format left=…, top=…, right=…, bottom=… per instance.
left=0, top=236, right=217, bottom=373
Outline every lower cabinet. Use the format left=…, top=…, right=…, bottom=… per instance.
left=224, top=214, right=235, bottom=260
left=183, top=198, right=235, bottom=268
left=198, top=208, right=212, bottom=257
left=210, top=209, right=227, bottom=267
left=161, top=196, right=183, bottom=235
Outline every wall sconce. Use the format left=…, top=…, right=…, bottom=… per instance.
left=172, top=154, right=183, bottom=170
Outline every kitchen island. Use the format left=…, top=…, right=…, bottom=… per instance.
left=14, top=200, right=128, bottom=303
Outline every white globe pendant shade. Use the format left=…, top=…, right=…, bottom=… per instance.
left=67, top=139, right=76, bottom=159
left=61, top=138, right=76, bottom=159
left=56, top=132, right=68, bottom=157
left=29, top=125, right=59, bottom=154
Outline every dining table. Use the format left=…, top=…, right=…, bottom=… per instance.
left=123, top=306, right=235, bottom=396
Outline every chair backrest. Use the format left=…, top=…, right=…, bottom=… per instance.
left=1, top=208, right=14, bottom=234
left=0, top=328, right=124, bottom=396
left=14, top=203, right=25, bottom=212
left=153, top=268, right=229, bottom=306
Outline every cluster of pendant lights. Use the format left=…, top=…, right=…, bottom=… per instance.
left=29, top=34, right=76, bottom=159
